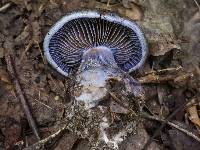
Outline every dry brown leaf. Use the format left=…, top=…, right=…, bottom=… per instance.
left=181, top=12, right=200, bottom=70
left=10, top=0, right=32, bottom=11
left=88, top=0, right=143, bottom=21
left=118, top=2, right=143, bottom=21
left=0, top=69, right=11, bottom=84
left=15, top=25, right=30, bottom=45
left=120, top=123, right=160, bottom=150
left=139, top=0, right=183, bottom=56
left=122, top=0, right=140, bottom=8
left=187, top=105, right=200, bottom=132
left=149, top=34, right=180, bottom=56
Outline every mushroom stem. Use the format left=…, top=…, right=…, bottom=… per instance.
left=79, top=46, right=118, bottom=71
left=74, top=47, right=122, bottom=108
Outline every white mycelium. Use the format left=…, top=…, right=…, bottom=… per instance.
left=99, top=117, right=126, bottom=149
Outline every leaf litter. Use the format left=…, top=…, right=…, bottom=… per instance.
left=0, top=0, right=200, bottom=149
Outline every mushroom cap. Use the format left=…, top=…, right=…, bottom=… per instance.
left=43, top=10, right=148, bottom=76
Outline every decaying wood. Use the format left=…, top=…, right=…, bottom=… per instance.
left=138, top=67, right=192, bottom=84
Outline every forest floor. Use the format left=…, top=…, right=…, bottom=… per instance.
left=0, top=0, right=200, bottom=149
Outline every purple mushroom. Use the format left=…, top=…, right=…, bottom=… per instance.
left=43, top=10, right=148, bottom=108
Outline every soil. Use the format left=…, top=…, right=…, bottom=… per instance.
left=0, top=0, right=200, bottom=150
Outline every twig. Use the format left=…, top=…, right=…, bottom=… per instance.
left=5, top=53, right=40, bottom=141
left=107, top=0, right=111, bottom=6
left=35, top=40, right=46, bottom=65
left=139, top=74, right=175, bottom=84
left=138, top=66, right=190, bottom=84
left=142, top=99, right=189, bottom=150
left=144, top=66, right=183, bottom=75
left=0, top=3, right=11, bottom=12
left=142, top=112, right=200, bottom=143
left=33, top=98, right=53, bottom=110
left=35, top=91, right=53, bottom=110
left=109, top=91, right=135, bottom=114
left=24, top=125, right=67, bottom=150
left=139, top=72, right=192, bottom=84
left=193, top=0, right=200, bottom=12
left=19, top=40, right=33, bottom=63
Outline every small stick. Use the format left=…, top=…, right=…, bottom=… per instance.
left=142, top=99, right=189, bottom=150
left=138, top=73, right=192, bottom=84
left=19, top=40, right=33, bottom=63
left=144, top=66, right=183, bottom=75
left=24, top=125, right=67, bottom=150
left=5, top=53, right=40, bottom=141
left=0, top=3, right=11, bottom=12
left=142, top=112, right=200, bottom=143
left=193, top=0, right=200, bottom=12
left=33, top=98, right=53, bottom=110
left=107, top=0, right=111, bottom=6
left=35, top=40, right=46, bottom=65
left=35, top=91, right=53, bottom=110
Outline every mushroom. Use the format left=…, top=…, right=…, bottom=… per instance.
left=43, top=10, right=148, bottom=109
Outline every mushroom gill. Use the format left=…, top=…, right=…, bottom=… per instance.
left=44, top=10, right=147, bottom=76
